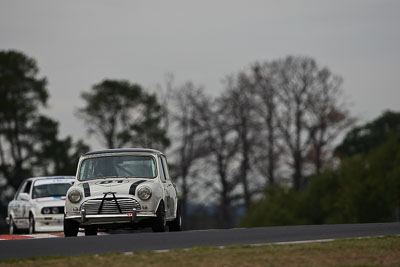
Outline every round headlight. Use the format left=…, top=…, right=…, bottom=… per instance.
left=138, top=186, right=152, bottom=200
left=42, top=207, right=51, bottom=214
left=51, top=207, right=59, bottom=214
left=68, top=190, right=82, bottom=203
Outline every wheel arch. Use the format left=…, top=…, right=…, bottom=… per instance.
left=155, top=198, right=165, bottom=213
left=29, top=207, right=37, bottom=218
left=174, top=199, right=181, bottom=218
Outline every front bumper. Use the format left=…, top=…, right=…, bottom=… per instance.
left=34, top=214, right=64, bottom=232
left=65, top=210, right=156, bottom=226
left=65, top=193, right=158, bottom=226
left=6, top=214, right=64, bottom=232
left=9, top=214, right=64, bottom=232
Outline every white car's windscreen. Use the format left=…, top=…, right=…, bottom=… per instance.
left=79, top=155, right=157, bottom=181
left=32, top=180, right=74, bottom=199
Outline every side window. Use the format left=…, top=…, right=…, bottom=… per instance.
left=15, top=181, right=27, bottom=200
left=158, top=156, right=166, bottom=182
left=23, top=181, right=32, bottom=195
left=161, top=156, right=171, bottom=181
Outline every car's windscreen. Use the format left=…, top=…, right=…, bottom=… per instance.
left=32, top=182, right=72, bottom=199
left=78, top=155, right=157, bottom=181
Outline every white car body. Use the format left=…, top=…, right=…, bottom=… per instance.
left=64, top=148, right=181, bottom=236
left=7, top=176, right=75, bottom=234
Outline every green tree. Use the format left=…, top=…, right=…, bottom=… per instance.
left=30, top=116, right=90, bottom=176
left=130, top=93, right=170, bottom=149
left=335, top=110, right=400, bottom=158
left=240, top=186, right=305, bottom=227
left=298, top=169, right=341, bottom=224
left=0, top=50, right=48, bottom=189
left=77, top=79, right=169, bottom=150
left=334, top=137, right=400, bottom=223
left=0, top=50, right=90, bottom=192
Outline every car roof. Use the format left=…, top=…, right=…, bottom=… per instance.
left=25, top=176, right=75, bottom=182
left=83, top=148, right=163, bottom=156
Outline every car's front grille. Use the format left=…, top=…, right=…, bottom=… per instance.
left=81, top=197, right=141, bottom=215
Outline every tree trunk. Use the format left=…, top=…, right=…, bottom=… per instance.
left=240, top=118, right=251, bottom=210
left=217, top=154, right=232, bottom=228
left=266, top=109, right=275, bottom=185
left=293, top=150, right=302, bottom=191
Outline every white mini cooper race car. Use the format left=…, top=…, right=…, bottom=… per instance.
left=64, top=148, right=182, bottom=236
left=7, top=176, right=75, bottom=234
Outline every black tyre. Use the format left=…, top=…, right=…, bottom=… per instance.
left=64, top=216, right=79, bottom=237
left=9, top=216, right=18, bottom=235
left=152, top=201, right=166, bottom=232
left=168, top=202, right=182, bottom=232
left=28, top=214, right=35, bottom=234
left=84, top=225, right=98, bottom=236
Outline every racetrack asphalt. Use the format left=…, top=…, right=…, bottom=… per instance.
left=0, top=222, right=399, bottom=259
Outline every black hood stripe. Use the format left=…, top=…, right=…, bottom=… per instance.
left=129, top=180, right=146, bottom=195
left=83, top=183, right=91, bottom=197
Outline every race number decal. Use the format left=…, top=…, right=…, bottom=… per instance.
left=94, top=180, right=129, bottom=187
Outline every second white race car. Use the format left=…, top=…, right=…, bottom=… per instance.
left=7, top=176, right=75, bottom=234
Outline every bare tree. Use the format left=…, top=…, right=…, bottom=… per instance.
left=220, top=73, right=260, bottom=209
left=274, top=56, right=321, bottom=191
left=164, top=77, right=251, bottom=227
left=269, top=56, right=353, bottom=190
left=156, top=73, right=175, bottom=136
left=169, top=82, right=208, bottom=218
left=251, top=62, right=281, bottom=186
left=306, top=68, right=355, bottom=173
left=192, top=93, right=241, bottom=228
left=161, top=56, right=354, bottom=228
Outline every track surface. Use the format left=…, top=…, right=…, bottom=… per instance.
left=0, top=222, right=399, bottom=259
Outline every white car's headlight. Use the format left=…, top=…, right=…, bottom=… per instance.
left=52, top=207, right=60, bottom=214
left=42, top=207, right=51, bottom=214
left=138, top=186, right=152, bottom=200
left=68, top=190, right=82, bottom=203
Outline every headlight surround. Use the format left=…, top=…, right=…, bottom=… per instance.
left=68, top=189, right=82, bottom=203
left=42, top=207, right=51, bottom=214
left=42, top=207, right=62, bottom=214
left=138, top=186, right=152, bottom=200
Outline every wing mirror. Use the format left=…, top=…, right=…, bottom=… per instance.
left=19, top=193, right=30, bottom=201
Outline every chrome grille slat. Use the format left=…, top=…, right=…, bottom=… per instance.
left=81, top=197, right=141, bottom=215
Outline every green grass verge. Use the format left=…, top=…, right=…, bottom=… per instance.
left=1, top=235, right=399, bottom=266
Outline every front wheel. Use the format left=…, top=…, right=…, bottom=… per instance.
left=168, top=202, right=182, bottom=232
left=64, top=216, right=79, bottom=237
left=28, top=214, right=35, bottom=234
left=9, top=216, right=18, bottom=235
left=152, top=202, right=166, bottom=232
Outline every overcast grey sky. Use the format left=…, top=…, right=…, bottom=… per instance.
left=1, top=0, right=399, bottom=150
